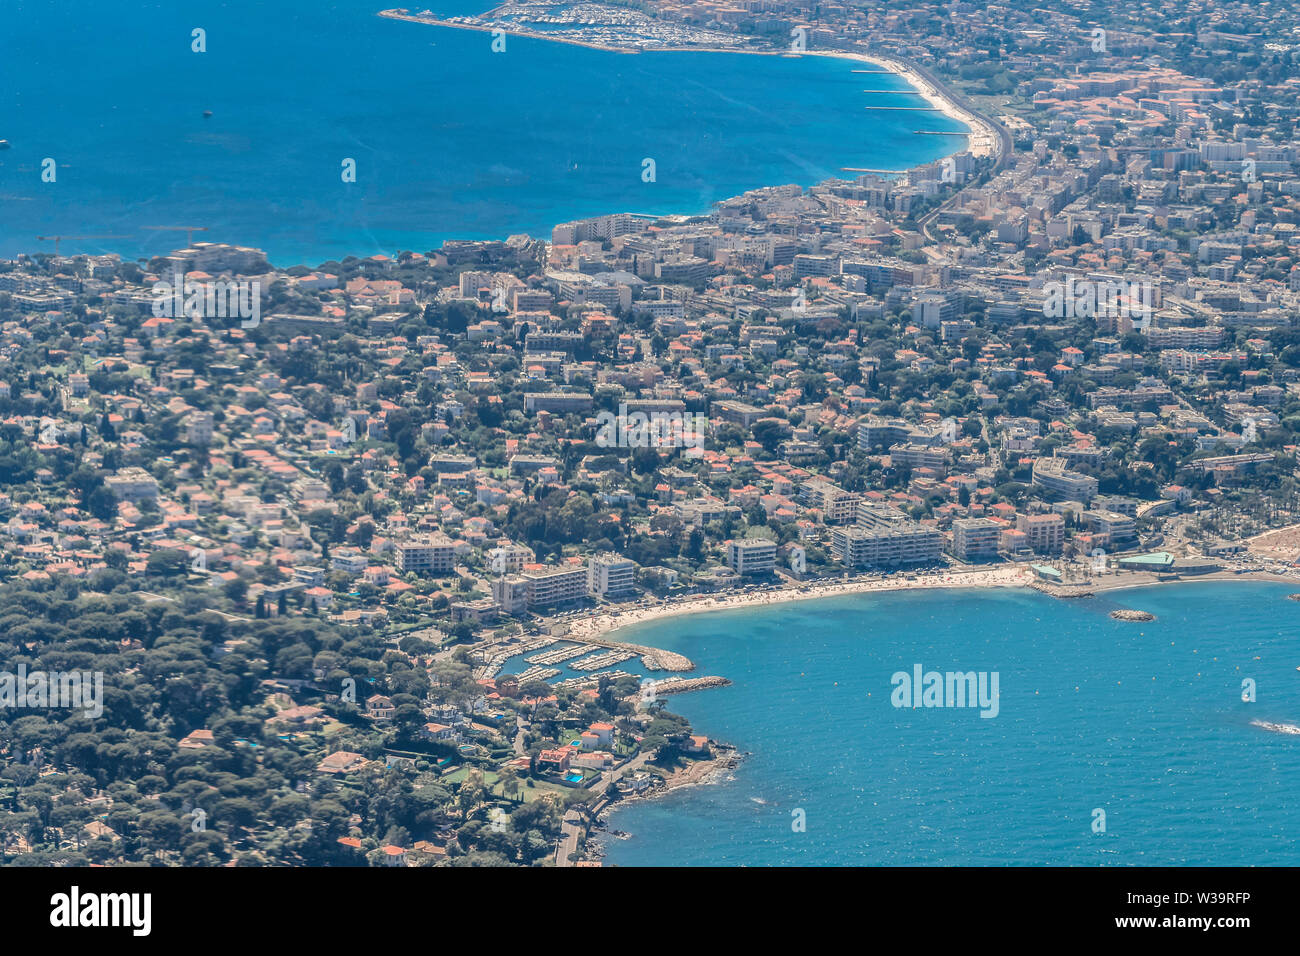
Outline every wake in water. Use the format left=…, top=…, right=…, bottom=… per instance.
left=1251, top=719, right=1300, bottom=736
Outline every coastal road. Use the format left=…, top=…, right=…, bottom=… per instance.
left=555, top=810, right=583, bottom=867
left=899, top=56, right=1012, bottom=244
left=135, top=591, right=251, bottom=623
left=555, top=752, right=652, bottom=867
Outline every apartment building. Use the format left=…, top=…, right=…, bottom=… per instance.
left=492, top=564, right=589, bottom=612
left=951, top=518, right=1002, bottom=562
left=857, top=417, right=911, bottom=450
left=186, top=411, right=214, bottom=445
left=522, top=392, right=594, bottom=415
left=799, top=479, right=861, bottom=524
left=726, top=538, right=777, bottom=575
left=486, top=543, right=535, bottom=574
left=1032, top=457, right=1099, bottom=502
left=1081, top=510, right=1138, bottom=548
left=394, top=535, right=457, bottom=574
left=831, top=524, right=942, bottom=568
left=1016, top=513, right=1066, bottom=555
left=331, top=549, right=369, bottom=574
left=1147, top=326, right=1225, bottom=349
left=857, top=503, right=915, bottom=531
left=1093, top=495, right=1139, bottom=517
left=104, top=467, right=159, bottom=502
left=889, top=442, right=951, bottom=473
left=712, top=400, right=767, bottom=428
left=588, top=552, right=636, bottom=597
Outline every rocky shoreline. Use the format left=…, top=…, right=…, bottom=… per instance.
left=583, top=746, right=744, bottom=861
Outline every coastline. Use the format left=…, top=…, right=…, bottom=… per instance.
left=588, top=573, right=1300, bottom=866
left=562, top=565, right=1300, bottom=648
left=563, top=564, right=1037, bottom=645
left=586, top=746, right=743, bottom=861
left=379, top=8, right=998, bottom=163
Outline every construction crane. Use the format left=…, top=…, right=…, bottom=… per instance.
left=144, top=225, right=209, bottom=246
left=35, top=235, right=129, bottom=256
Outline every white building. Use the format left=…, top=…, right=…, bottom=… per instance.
left=588, top=553, right=636, bottom=597
left=394, top=535, right=457, bottom=575
left=726, top=538, right=776, bottom=575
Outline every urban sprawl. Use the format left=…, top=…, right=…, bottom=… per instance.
left=3, top=0, right=1300, bottom=866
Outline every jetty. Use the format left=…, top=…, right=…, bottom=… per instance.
left=562, top=628, right=695, bottom=672
left=526, top=644, right=590, bottom=665
left=570, top=649, right=637, bottom=671
left=1029, top=581, right=1095, bottom=599
left=644, top=675, right=732, bottom=696
left=515, top=665, right=562, bottom=682
left=554, top=670, right=636, bottom=691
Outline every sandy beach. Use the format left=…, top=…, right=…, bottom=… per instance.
left=816, top=49, right=1000, bottom=159
left=561, top=562, right=1300, bottom=651
left=565, top=564, right=1034, bottom=644
left=1243, top=523, right=1300, bottom=562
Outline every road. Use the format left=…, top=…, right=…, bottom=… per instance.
left=554, top=751, right=652, bottom=867
left=135, top=591, right=251, bottom=623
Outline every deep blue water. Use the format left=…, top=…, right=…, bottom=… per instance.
left=0, top=0, right=964, bottom=266
left=600, top=582, right=1300, bottom=866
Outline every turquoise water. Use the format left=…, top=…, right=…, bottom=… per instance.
left=1, top=0, right=964, bottom=265
left=601, top=582, right=1300, bottom=866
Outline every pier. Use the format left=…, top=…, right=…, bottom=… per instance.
left=644, top=675, right=732, bottom=696
left=570, top=649, right=637, bottom=671
left=526, top=643, right=590, bottom=665
left=563, top=629, right=695, bottom=672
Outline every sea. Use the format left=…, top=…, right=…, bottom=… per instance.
left=589, top=581, right=1300, bottom=866
left=0, top=0, right=967, bottom=265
